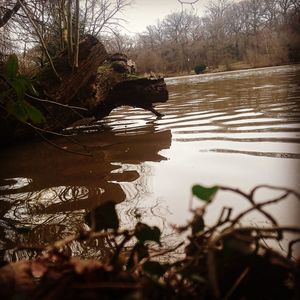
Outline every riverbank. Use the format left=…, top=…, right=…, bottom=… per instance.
left=165, top=64, right=300, bottom=81
left=163, top=62, right=300, bottom=79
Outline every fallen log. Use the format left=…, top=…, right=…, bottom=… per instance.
left=37, top=35, right=168, bottom=125
left=0, top=35, right=169, bottom=144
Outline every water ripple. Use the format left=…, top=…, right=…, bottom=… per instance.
left=104, top=65, right=300, bottom=159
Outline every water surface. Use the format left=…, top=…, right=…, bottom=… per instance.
left=1, top=65, right=300, bottom=260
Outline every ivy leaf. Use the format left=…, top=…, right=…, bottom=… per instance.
left=134, top=222, right=161, bottom=245
left=10, top=80, right=26, bottom=101
left=192, top=185, right=218, bottom=202
left=85, top=202, right=119, bottom=231
left=6, top=54, right=18, bottom=80
left=23, top=100, right=45, bottom=124
left=16, top=75, right=32, bottom=89
left=142, top=261, right=167, bottom=277
left=6, top=100, right=28, bottom=122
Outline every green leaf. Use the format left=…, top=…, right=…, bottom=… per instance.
left=192, top=185, right=218, bottom=202
left=6, top=100, right=28, bottom=122
left=142, top=261, right=167, bottom=277
left=6, top=54, right=18, bottom=80
left=10, top=80, right=26, bottom=101
left=134, top=223, right=161, bottom=245
left=8, top=74, right=33, bottom=101
left=16, top=75, right=32, bottom=88
left=85, top=202, right=119, bottom=231
left=23, top=100, right=45, bottom=124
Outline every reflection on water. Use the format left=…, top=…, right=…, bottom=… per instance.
left=0, top=129, right=172, bottom=260
left=1, top=65, right=300, bottom=260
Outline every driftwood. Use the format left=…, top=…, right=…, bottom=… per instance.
left=36, top=35, right=168, bottom=129
left=0, top=35, right=168, bottom=144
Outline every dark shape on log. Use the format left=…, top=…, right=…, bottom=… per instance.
left=92, top=77, right=168, bottom=119
left=111, top=60, right=129, bottom=73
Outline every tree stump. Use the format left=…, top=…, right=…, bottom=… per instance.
left=38, top=35, right=168, bottom=132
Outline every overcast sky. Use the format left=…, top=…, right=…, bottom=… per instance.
left=120, top=0, right=212, bottom=35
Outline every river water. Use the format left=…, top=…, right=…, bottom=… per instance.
left=1, top=65, right=300, bottom=260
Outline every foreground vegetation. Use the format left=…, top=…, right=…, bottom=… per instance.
left=0, top=184, right=299, bottom=299
left=0, top=3, right=299, bottom=298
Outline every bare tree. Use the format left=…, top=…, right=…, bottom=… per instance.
left=0, top=0, right=24, bottom=28
left=1, top=0, right=300, bottom=76
left=82, top=0, right=131, bottom=36
left=129, top=0, right=300, bottom=74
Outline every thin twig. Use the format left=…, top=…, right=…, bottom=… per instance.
left=222, top=268, right=250, bottom=300
left=288, top=238, right=300, bottom=259
left=25, top=121, right=73, bottom=137
left=149, top=242, right=184, bottom=259
left=46, top=229, right=133, bottom=252
left=217, top=207, right=232, bottom=224
left=35, top=101, right=93, bottom=155
left=218, top=185, right=255, bottom=204
left=131, top=242, right=185, bottom=273
left=25, top=93, right=89, bottom=111
left=0, top=0, right=23, bottom=28
left=223, top=226, right=300, bottom=238
left=73, top=282, right=141, bottom=289
left=34, top=129, right=92, bottom=157
left=178, top=0, right=199, bottom=4
left=230, top=192, right=290, bottom=227
left=19, top=1, right=61, bottom=81
left=250, top=185, right=300, bottom=200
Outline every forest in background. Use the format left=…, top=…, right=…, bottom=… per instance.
left=1, top=0, right=300, bottom=77
left=121, top=0, right=300, bottom=74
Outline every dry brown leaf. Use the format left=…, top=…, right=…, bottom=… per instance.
left=0, top=261, right=35, bottom=297
left=31, top=260, right=48, bottom=279
left=70, top=257, right=102, bottom=274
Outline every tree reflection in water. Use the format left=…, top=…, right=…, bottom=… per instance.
left=0, top=128, right=172, bottom=261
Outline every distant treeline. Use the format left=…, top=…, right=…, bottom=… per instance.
left=0, top=0, right=299, bottom=76
left=105, top=0, right=300, bottom=74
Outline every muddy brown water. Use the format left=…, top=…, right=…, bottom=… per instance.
left=1, top=65, right=300, bottom=260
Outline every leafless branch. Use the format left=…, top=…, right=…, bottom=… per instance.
left=18, top=1, right=61, bottom=81
left=0, top=0, right=23, bottom=28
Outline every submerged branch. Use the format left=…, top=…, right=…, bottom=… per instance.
left=34, top=129, right=92, bottom=157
